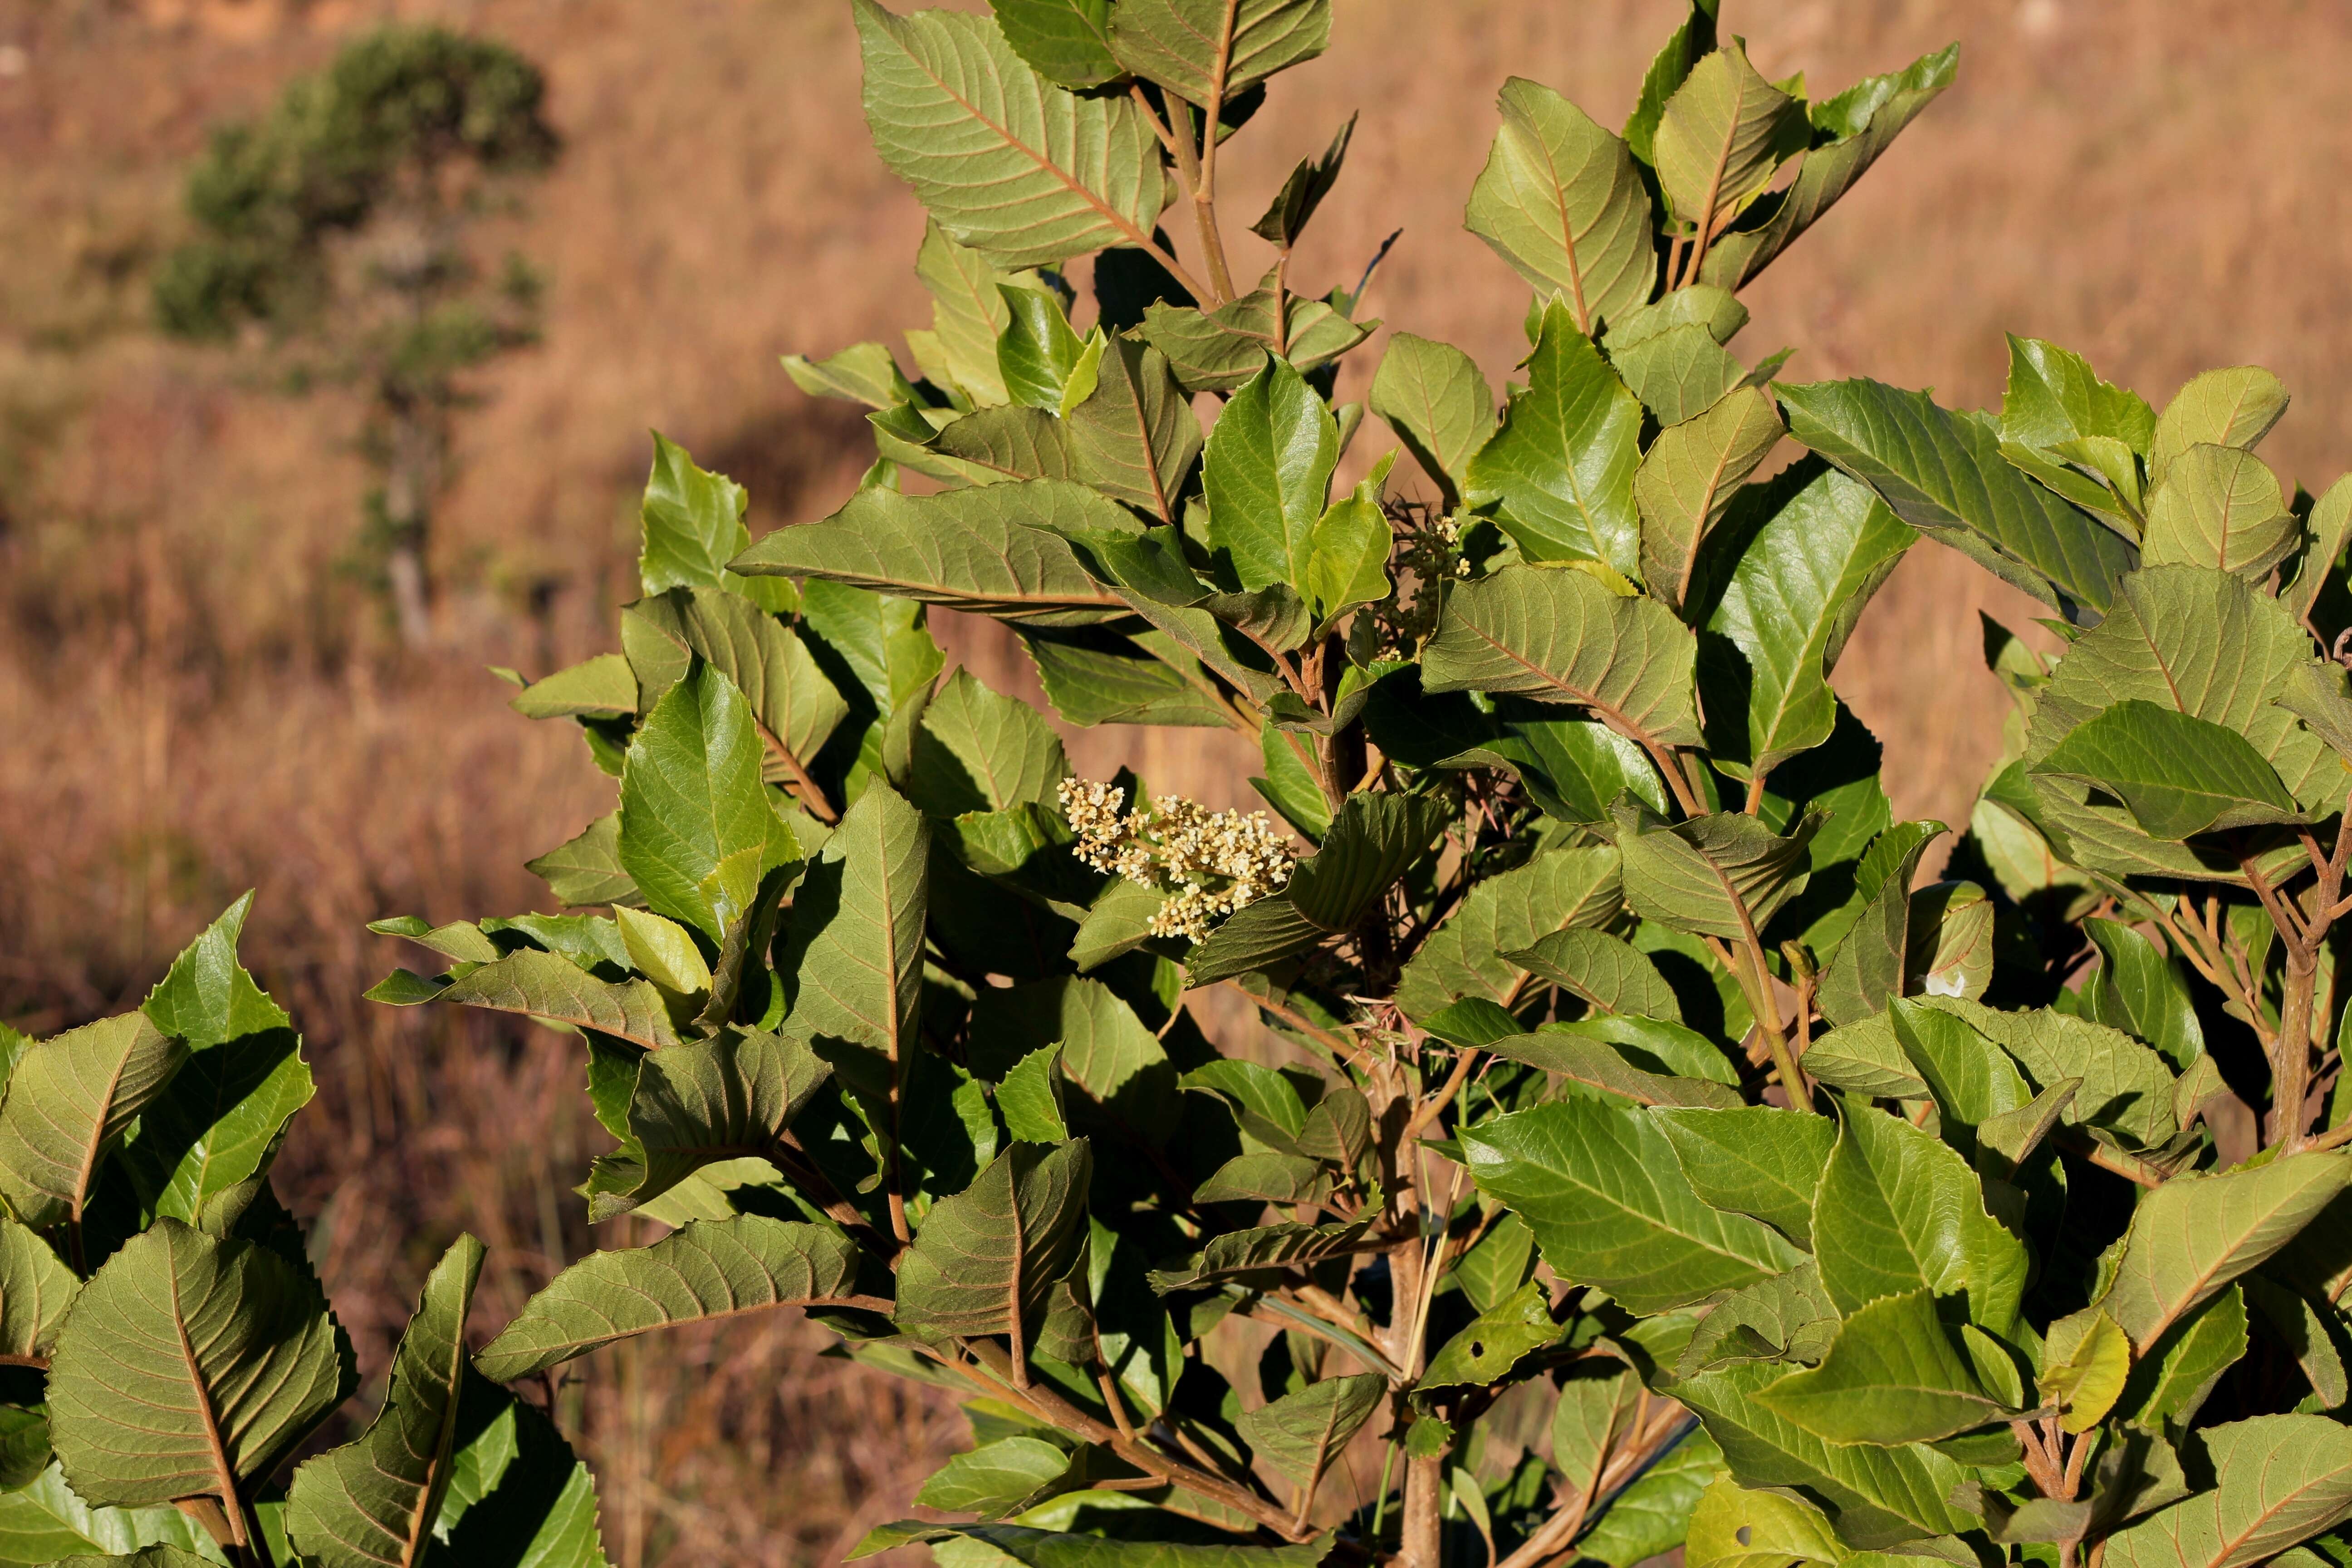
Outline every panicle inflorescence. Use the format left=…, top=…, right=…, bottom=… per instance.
left=1057, top=778, right=1298, bottom=941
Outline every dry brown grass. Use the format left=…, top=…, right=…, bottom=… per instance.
left=6, top=0, right=2352, bottom=1560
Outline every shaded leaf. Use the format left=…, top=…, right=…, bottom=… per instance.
left=895, top=1142, right=1093, bottom=1340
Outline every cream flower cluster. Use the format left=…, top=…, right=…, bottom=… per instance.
left=1058, top=779, right=1298, bottom=941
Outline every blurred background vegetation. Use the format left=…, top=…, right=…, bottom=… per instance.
left=4, top=0, right=2352, bottom=1563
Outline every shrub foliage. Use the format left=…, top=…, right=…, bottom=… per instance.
left=17, top=1, right=2352, bottom=1566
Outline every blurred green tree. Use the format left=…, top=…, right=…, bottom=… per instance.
left=155, top=24, right=560, bottom=646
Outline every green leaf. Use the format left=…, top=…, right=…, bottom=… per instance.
left=617, top=666, right=797, bottom=942
left=2148, top=366, right=2289, bottom=483
left=1887, top=998, right=2031, bottom=1128
left=860, top=1524, right=1333, bottom=1568
left=1146, top=1218, right=1372, bottom=1291
left=1610, top=324, right=1748, bottom=430
left=1203, top=355, right=1338, bottom=594
left=1622, top=1, right=1717, bottom=167
left=1193, top=1152, right=1327, bottom=1205
left=1686, top=1476, right=1845, bottom=1568
left=1394, top=846, right=1622, bottom=1022
left=1064, top=338, right=1201, bottom=524
left=437, top=951, right=679, bottom=1052
left=1184, top=793, right=1446, bottom=983
left=916, top=1435, right=1085, bottom=1519
left=1681, top=1263, right=1839, bottom=1375
left=2099, top=1149, right=2352, bottom=1352
left=2119, top=1285, right=2247, bottom=1433
left=1777, top=377, right=2136, bottom=619
left=984, top=0, right=1117, bottom=88
left=0, top=1464, right=221, bottom=1564
left=1483, top=1031, right=1741, bottom=1108
left=423, top=1384, right=611, bottom=1567
left=1698, top=45, right=1959, bottom=292
left=476, top=1217, right=864, bottom=1379
left=1653, top=41, right=1807, bottom=230
left=1020, top=628, right=1227, bottom=730
left=1579, top=1426, right=1725, bottom=1568
left=1369, top=333, right=1493, bottom=510
left=1667, top=1359, right=1978, bottom=1546
left=733, top=481, right=1130, bottom=626
left=0, top=1220, right=74, bottom=1362
left=125, top=894, right=313, bottom=1228
left=2284, top=475, right=2352, bottom=621
left=777, top=782, right=929, bottom=1131
left=527, top=814, right=638, bottom=908
left=969, top=979, right=1175, bottom=1142
left=1699, top=461, right=1914, bottom=778
left=1613, top=800, right=1820, bottom=942
left=2037, top=698, right=2298, bottom=840
left=1800, top=1013, right=1926, bottom=1101
left=54, top=1548, right=214, bottom=1568
left=1464, top=78, right=1653, bottom=338
left=2000, top=334, right=2156, bottom=455
left=510, top=654, right=637, bottom=720
left=1419, top=1280, right=1560, bottom=1390
left=2022, top=567, right=2335, bottom=877
left=2040, top=1307, right=2132, bottom=1434
left=895, top=1142, right=1093, bottom=1341
left=1253, top=113, right=1356, bottom=247
left=1305, top=489, right=1393, bottom=622
left=1651, top=1106, right=1834, bottom=1246
left=1423, top=564, right=1700, bottom=751
left=1755, top=1290, right=2004, bottom=1446
left=48, top=1220, right=353, bottom=1534
left=1137, top=284, right=1373, bottom=396
left=782, top=340, right=919, bottom=409
left=638, top=432, right=753, bottom=600
left=1814, top=822, right=1943, bottom=1028
left=909, top=669, right=1068, bottom=818
left=583, top=1029, right=830, bottom=1221
left=2141, top=444, right=2299, bottom=579
left=2083, top=917, right=2205, bottom=1070
left=1922, top=997, right=2178, bottom=1152
left=283, top=1235, right=485, bottom=1568
left=0, top=1013, right=187, bottom=1230
left=1811, top=1103, right=2025, bottom=1335
left=628, top=588, right=849, bottom=772
left=997, top=285, right=1089, bottom=411
left=855, top=0, right=1167, bottom=268
left=914, top=219, right=1026, bottom=407
left=1233, top=1372, right=1383, bottom=1486
left=1507, top=929, right=1682, bottom=1022
left=611, top=906, right=710, bottom=998
left=2105, top=1415, right=2352, bottom=1568
left=1107, top=0, right=1329, bottom=105
left=1637, top=386, right=1785, bottom=613
left=1464, top=303, right=1644, bottom=574
left=1461, top=1099, right=1803, bottom=1314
